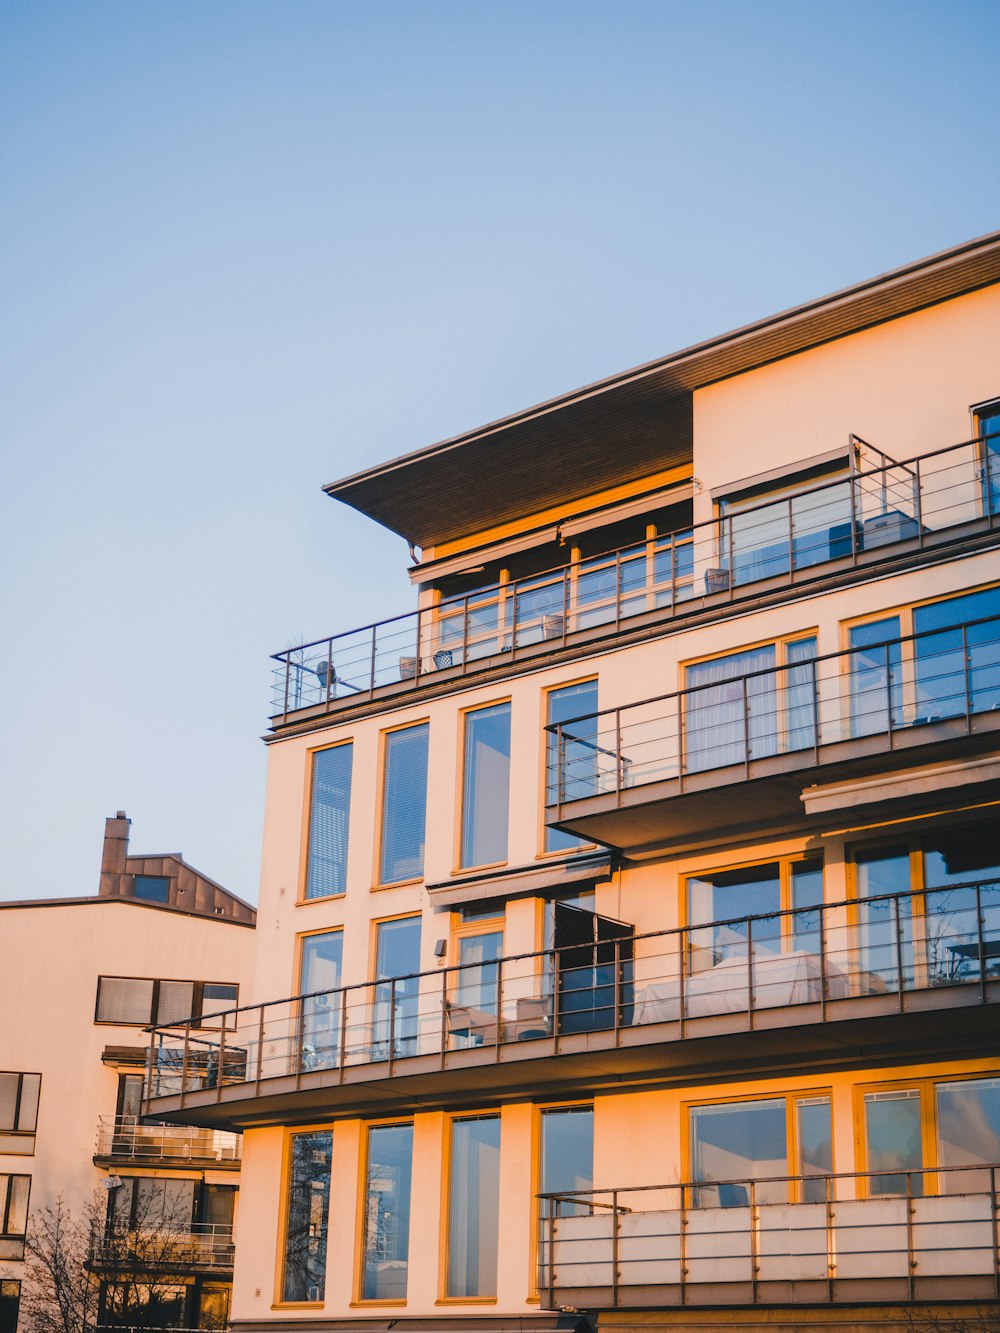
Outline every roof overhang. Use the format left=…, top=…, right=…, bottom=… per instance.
left=324, top=229, right=1000, bottom=549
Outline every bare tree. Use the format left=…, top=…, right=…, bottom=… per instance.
left=19, top=1196, right=100, bottom=1333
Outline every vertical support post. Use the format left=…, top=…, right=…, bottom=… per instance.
left=293, top=996, right=305, bottom=1088
left=825, top=1173, right=835, bottom=1303
left=726, top=514, right=735, bottom=598
left=677, top=690, right=685, bottom=793
left=494, top=955, right=504, bottom=1057
left=679, top=1181, right=688, bottom=1305
left=914, top=457, right=924, bottom=546
left=613, top=938, right=622, bottom=1046
left=440, top=966, right=449, bottom=1070
left=991, top=1165, right=1000, bottom=1300
left=557, top=725, right=566, bottom=812
left=679, top=927, right=687, bottom=1037
left=282, top=654, right=291, bottom=719
left=255, top=1005, right=265, bottom=1095
left=324, top=639, right=333, bottom=704
left=369, top=624, right=377, bottom=694
left=905, top=1170, right=916, bottom=1301
left=612, top=1189, right=620, bottom=1307
left=849, top=467, right=860, bottom=564
left=749, top=1177, right=759, bottom=1304
left=742, top=675, right=751, bottom=776
left=547, top=1198, right=556, bottom=1309
left=615, top=551, right=622, bottom=631
left=962, top=622, right=974, bottom=734
left=746, top=916, right=755, bottom=1028
left=462, top=595, right=470, bottom=673
left=819, top=903, right=829, bottom=1021
left=562, top=566, right=570, bottom=642
left=786, top=494, right=795, bottom=576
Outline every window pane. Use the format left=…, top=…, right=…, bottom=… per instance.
left=133, top=875, right=169, bottom=903
left=300, top=933, right=343, bottom=1071
left=685, top=645, right=777, bottom=772
left=0, top=1280, right=20, bottom=1333
left=795, top=1096, right=832, bottom=1202
left=849, top=617, right=903, bottom=736
left=854, top=846, right=912, bottom=989
left=3, top=1177, right=29, bottom=1236
left=690, top=1099, right=787, bottom=1206
left=791, top=858, right=824, bottom=954
left=0, top=1080, right=17, bottom=1134
left=864, top=1089, right=923, bottom=1196
left=374, top=918, right=421, bottom=1057
left=687, top=863, right=781, bottom=970
left=936, top=1078, right=1000, bottom=1193
left=546, top=681, right=598, bottom=851
left=447, top=1117, right=500, bottom=1297
left=457, top=931, right=503, bottom=1013
left=201, top=983, right=239, bottom=1023
left=155, top=981, right=197, bottom=1026
left=380, top=726, right=429, bottom=884
left=283, top=1131, right=333, bottom=1302
left=96, top=977, right=155, bottom=1025
left=462, top=704, right=511, bottom=868
left=306, top=744, right=353, bottom=898
left=363, top=1124, right=413, bottom=1299
left=541, top=1107, right=593, bottom=1216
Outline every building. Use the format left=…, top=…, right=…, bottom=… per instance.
left=146, top=231, right=1000, bottom=1333
left=0, top=814, right=256, bottom=1332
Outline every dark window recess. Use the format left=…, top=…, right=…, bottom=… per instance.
left=0, top=1280, right=20, bottom=1333
left=132, top=875, right=170, bottom=903
left=95, top=976, right=239, bottom=1027
left=554, top=904, right=634, bottom=1035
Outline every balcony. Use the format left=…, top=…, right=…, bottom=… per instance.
left=144, top=881, right=1000, bottom=1129
left=538, top=1164, right=1000, bottom=1309
left=93, top=1117, right=240, bottom=1168
left=270, top=435, right=1000, bottom=729
left=87, top=1223, right=235, bottom=1274
left=545, top=611, right=1000, bottom=853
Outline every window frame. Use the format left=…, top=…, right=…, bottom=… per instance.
left=0, top=1072, right=41, bottom=1154
left=300, top=739, right=354, bottom=903
left=457, top=698, right=512, bottom=873
left=681, top=1086, right=834, bottom=1206
left=541, top=677, right=599, bottom=857
left=276, top=1124, right=334, bottom=1307
left=375, top=719, right=430, bottom=889
left=0, top=1174, right=31, bottom=1257
left=355, top=1117, right=415, bottom=1305
left=681, top=851, right=825, bottom=956
left=440, top=1111, right=502, bottom=1303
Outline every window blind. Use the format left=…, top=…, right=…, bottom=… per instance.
left=461, top=704, right=511, bottom=868
left=380, top=725, right=429, bottom=884
left=155, top=981, right=197, bottom=1026
left=96, top=977, right=155, bottom=1025
left=306, top=744, right=353, bottom=898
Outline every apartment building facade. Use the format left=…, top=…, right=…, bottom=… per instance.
left=0, top=814, right=255, bottom=1332
left=146, top=231, right=1000, bottom=1333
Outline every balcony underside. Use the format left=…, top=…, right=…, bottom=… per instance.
left=146, top=981, right=1000, bottom=1130
left=549, top=1274, right=1000, bottom=1310
left=547, top=716, right=1000, bottom=856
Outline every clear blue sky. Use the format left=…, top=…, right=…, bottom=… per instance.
left=2, top=0, right=998, bottom=903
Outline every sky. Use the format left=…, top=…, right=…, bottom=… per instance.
left=2, top=0, right=999, bottom=904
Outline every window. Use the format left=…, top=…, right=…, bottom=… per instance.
left=689, top=1092, right=832, bottom=1207
left=374, top=918, right=421, bottom=1058
left=0, top=1281, right=19, bottom=1333
left=846, top=584, right=1000, bottom=736
left=99, top=1282, right=188, bottom=1328
left=447, top=1116, right=500, bottom=1297
left=0, top=1176, right=31, bottom=1259
left=461, top=703, right=511, bottom=868
left=540, top=1106, right=593, bottom=1216
left=974, top=398, right=1000, bottom=515
left=850, top=823, right=1000, bottom=991
left=686, top=855, right=824, bottom=971
left=0, top=1073, right=40, bottom=1155
left=362, top=1123, right=413, bottom=1300
left=95, top=976, right=239, bottom=1027
left=545, top=680, right=598, bottom=851
left=451, top=909, right=504, bottom=1027
left=299, top=932, right=343, bottom=1071
left=133, top=875, right=169, bottom=903
left=107, top=1176, right=195, bottom=1233
left=306, top=743, right=353, bottom=898
left=380, top=725, right=429, bottom=884
left=684, top=635, right=817, bottom=772
left=282, top=1130, right=333, bottom=1302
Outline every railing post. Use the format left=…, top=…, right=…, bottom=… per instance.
left=494, top=958, right=504, bottom=1057
left=677, top=690, right=684, bottom=792
left=749, top=1177, right=759, bottom=1304
left=612, top=1189, right=620, bottom=1307
left=324, top=639, right=333, bottom=704
left=726, top=514, right=735, bottom=598
left=293, top=996, right=305, bottom=1088
left=849, top=467, right=860, bottom=563
left=179, top=1024, right=190, bottom=1110
left=613, top=938, right=622, bottom=1046
left=679, top=928, right=687, bottom=1037
left=388, top=979, right=397, bottom=1075
left=462, top=595, right=470, bottom=673
left=215, top=1016, right=227, bottom=1104
left=905, top=1170, right=916, bottom=1301
left=679, top=1181, right=688, bottom=1305
left=414, top=607, right=423, bottom=679
left=255, top=1005, right=265, bottom=1095
left=557, top=725, right=566, bottom=811
left=825, top=1173, right=835, bottom=1302
left=339, top=984, right=349, bottom=1083
left=282, top=655, right=291, bottom=720
left=440, top=966, right=449, bottom=1069
left=562, top=566, right=570, bottom=641
left=746, top=916, right=754, bottom=1028
left=615, top=709, right=624, bottom=806
left=819, top=903, right=829, bottom=1021
left=976, top=881, right=988, bottom=1006
left=786, top=494, right=795, bottom=576
left=894, top=895, right=906, bottom=1011
left=547, top=1198, right=556, bottom=1308
left=884, top=642, right=895, bottom=744
left=811, top=653, right=821, bottom=758
left=615, top=551, right=622, bottom=631
left=914, top=456, right=924, bottom=546
left=369, top=624, right=377, bottom=694
left=962, top=621, right=974, bottom=734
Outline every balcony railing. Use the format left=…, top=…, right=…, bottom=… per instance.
left=146, top=879, right=1000, bottom=1108
left=271, top=434, right=1000, bottom=725
left=94, top=1117, right=240, bottom=1164
left=546, top=611, right=1000, bottom=815
left=538, top=1163, right=1000, bottom=1307
left=87, top=1223, right=234, bottom=1272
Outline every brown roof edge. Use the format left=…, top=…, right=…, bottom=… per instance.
left=325, top=228, right=1000, bottom=496
left=0, top=894, right=256, bottom=925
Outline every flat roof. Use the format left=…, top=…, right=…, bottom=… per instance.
left=325, top=229, right=1000, bottom=549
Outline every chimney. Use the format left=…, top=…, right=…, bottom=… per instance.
left=99, top=811, right=131, bottom=898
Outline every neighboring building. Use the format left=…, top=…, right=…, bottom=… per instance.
left=0, top=814, right=256, bottom=1332
left=146, top=231, right=1000, bottom=1333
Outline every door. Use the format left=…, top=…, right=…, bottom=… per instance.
left=554, top=904, right=634, bottom=1034
left=374, top=917, right=422, bottom=1057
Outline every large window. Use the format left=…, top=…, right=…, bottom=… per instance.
left=461, top=703, right=511, bottom=868
left=861, top=1075, right=1000, bottom=1197
left=0, top=1073, right=40, bottom=1155
left=305, top=743, right=353, bottom=898
left=686, top=856, right=824, bottom=971
left=689, top=1093, right=832, bottom=1207
left=447, top=1115, right=500, bottom=1297
left=380, top=725, right=429, bottom=884
left=95, top=977, right=239, bottom=1027
left=362, top=1123, right=413, bottom=1300
left=540, top=1106, right=593, bottom=1216
left=545, top=680, right=598, bottom=850
left=282, top=1130, right=333, bottom=1302
left=299, top=932, right=343, bottom=1071
left=684, top=636, right=817, bottom=772
left=0, top=1176, right=31, bottom=1260
left=374, top=917, right=421, bottom=1058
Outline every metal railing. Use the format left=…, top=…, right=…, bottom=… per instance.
left=88, top=1222, right=234, bottom=1271
left=546, top=611, right=1000, bottom=812
left=270, top=433, right=1000, bottom=724
left=146, top=878, right=1000, bottom=1106
left=94, top=1117, right=240, bottom=1163
left=538, top=1163, right=1000, bottom=1307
